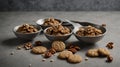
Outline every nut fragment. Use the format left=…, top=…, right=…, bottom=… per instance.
left=44, top=52, right=52, bottom=58
left=106, top=55, right=113, bottom=62
left=106, top=42, right=114, bottom=49
left=68, top=48, right=77, bottom=54
left=24, top=42, right=33, bottom=50
left=49, top=48, right=56, bottom=54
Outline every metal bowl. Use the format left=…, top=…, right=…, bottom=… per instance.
left=43, top=22, right=74, bottom=41
left=13, top=24, right=41, bottom=40
left=72, top=21, right=106, bottom=43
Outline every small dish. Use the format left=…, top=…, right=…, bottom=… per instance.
left=43, top=21, right=74, bottom=41
left=13, top=24, right=41, bottom=40
left=72, top=21, right=106, bottom=43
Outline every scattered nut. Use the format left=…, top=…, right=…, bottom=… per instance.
left=68, top=48, right=77, bottom=54
left=49, top=48, right=56, bottom=54
left=106, top=55, right=113, bottom=62
left=44, top=52, right=52, bottom=58
left=24, top=42, right=33, bottom=50
left=106, top=42, right=114, bottom=49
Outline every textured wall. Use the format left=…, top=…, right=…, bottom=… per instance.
left=0, top=0, right=120, bottom=11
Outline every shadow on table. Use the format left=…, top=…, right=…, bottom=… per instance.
left=66, top=41, right=98, bottom=51
left=1, top=37, right=32, bottom=47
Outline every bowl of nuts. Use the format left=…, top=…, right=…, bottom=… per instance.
left=36, top=17, right=62, bottom=30
left=44, top=24, right=73, bottom=41
left=13, top=24, right=41, bottom=40
left=74, top=24, right=106, bottom=43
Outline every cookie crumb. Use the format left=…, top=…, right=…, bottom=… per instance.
left=17, top=46, right=22, bottom=50
left=29, top=64, right=31, bottom=67
left=24, top=42, right=33, bottom=50
left=50, top=59, right=54, bottom=62
left=42, top=59, right=46, bottom=62
left=85, top=57, right=88, bottom=61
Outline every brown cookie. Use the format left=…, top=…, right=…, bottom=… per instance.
left=52, top=41, right=66, bottom=52
left=98, top=48, right=110, bottom=56
left=87, top=49, right=99, bottom=57
left=58, top=50, right=73, bottom=59
left=32, top=46, right=47, bottom=54
left=67, top=54, right=82, bottom=63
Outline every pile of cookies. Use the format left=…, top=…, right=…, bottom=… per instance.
left=76, top=25, right=102, bottom=36
left=46, top=25, right=71, bottom=36
left=86, top=42, right=114, bottom=62
left=43, top=18, right=60, bottom=26
left=17, top=24, right=38, bottom=33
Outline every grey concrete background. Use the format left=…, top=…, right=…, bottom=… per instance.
left=0, top=0, right=120, bottom=11
left=0, top=12, right=120, bottom=67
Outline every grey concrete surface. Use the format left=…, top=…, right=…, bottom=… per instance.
left=0, top=0, right=120, bottom=11
left=0, top=12, right=120, bottom=67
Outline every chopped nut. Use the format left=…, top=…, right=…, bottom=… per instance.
left=50, top=59, right=54, bottom=62
left=106, top=55, right=113, bottom=62
left=44, top=52, right=52, bottom=58
left=42, top=59, right=46, bottom=62
left=17, top=24, right=38, bottom=34
left=106, top=42, right=114, bottom=49
left=68, top=48, right=77, bottom=54
left=35, top=41, right=42, bottom=46
left=24, top=42, right=33, bottom=50
left=76, top=25, right=102, bottom=36
left=49, top=48, right=56, bottom=54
